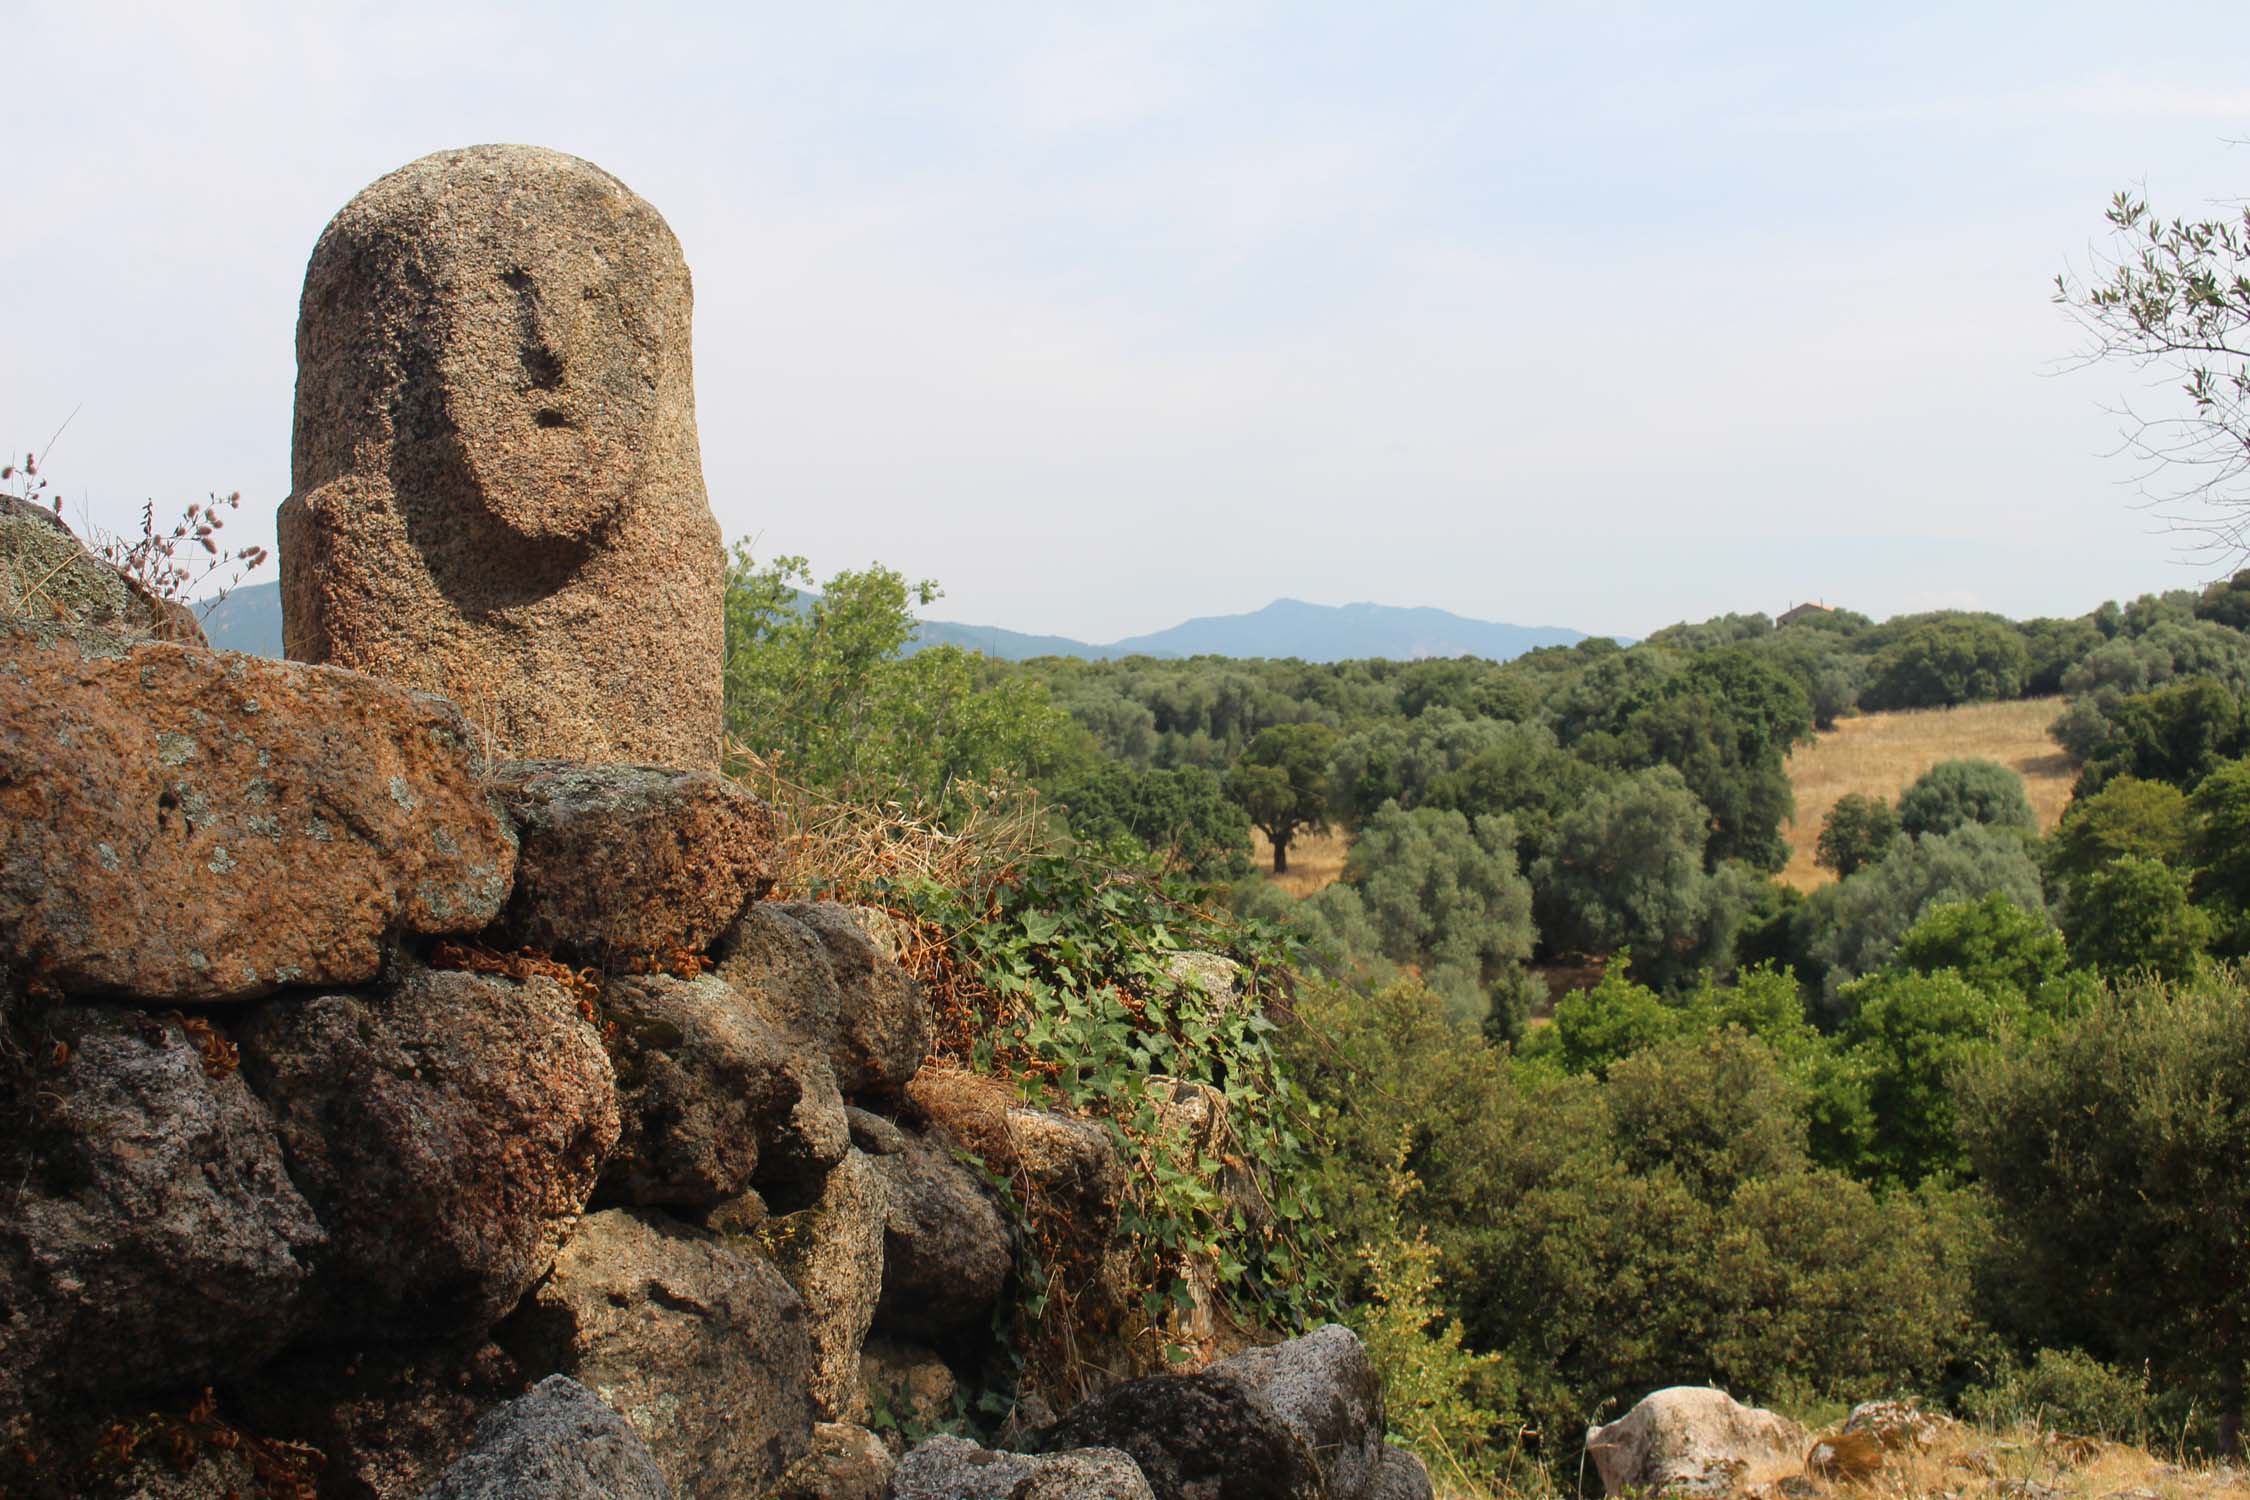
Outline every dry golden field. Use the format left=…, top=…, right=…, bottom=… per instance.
left=1782, top=698, right=2079, bottom=892
left=1249, top=825, right=1350, bottom=898
left=1431, top=1417, right=2246, bottom=1500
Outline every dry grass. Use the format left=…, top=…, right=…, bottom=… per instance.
left=725, top=745, right=1046, bottom=905
left=1430, top=1415, right=2243, bottom=1500
left=1249, top=824, right=1351, bottom=898
left=1782, top=699, right=2080, bottom=893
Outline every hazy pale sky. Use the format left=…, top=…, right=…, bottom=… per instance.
left=6, top=1, right=2248, bottom=642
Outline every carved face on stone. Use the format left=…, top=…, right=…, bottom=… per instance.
left=435, top=219, right=672, bottom=543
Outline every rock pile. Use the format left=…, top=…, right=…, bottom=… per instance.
left=0, top=554, right=1425, bottom=1500
left=0, top=145, right=1434, bottom=1500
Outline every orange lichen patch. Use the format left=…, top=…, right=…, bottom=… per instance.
left=81, top=1388, right=325, bottom=1500
left=619, top=947, right=712, bottom=980
left=428, top=940, right=616, bottom=1047
left=171, top=1013, right=239, bottom=1079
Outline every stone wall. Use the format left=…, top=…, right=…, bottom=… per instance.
left=0, top=516, right=1428, bottom=1500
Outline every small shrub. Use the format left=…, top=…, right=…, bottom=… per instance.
left=1817, top=793, right=1900, bottom=877
left=1349, top=1138, right=1520, bottom=1492
left=1960, top=1348, right=2155, bottom=1444
left=1896, top=759, right=2037, bottom=839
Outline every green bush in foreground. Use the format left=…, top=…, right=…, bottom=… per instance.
left=1961, top=969, right=2250, bottom=1452
left=1285, top=978, right=1981, bottom=1474
left=1960, top=1348, right=2156, bottom=1445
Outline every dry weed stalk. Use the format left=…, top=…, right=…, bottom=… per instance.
left=726, top=741, right=1046, bottom=906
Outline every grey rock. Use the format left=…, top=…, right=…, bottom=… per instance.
left=990, top=1105, right=1125, bottom=1235
left=0, top=494, right=203, bottom=643
left=769, top=1422, right=894, bottom=1500
left=1584, top=1387, right=1807, bottom=1498
left=1366, top=1446, right=1436, bottom=1500
left=486, top=760, right=775, bottom=960
left=846, top=1103, right=910, bottom=1155
left=868, top=1128, right=1011, bottom=1338
left=1037, top=1326, right=1385, bottom=1500
left=1163, top=952, right=1244, bottom=1010
left=1037, top=1374, right=1319, bottom=1500
left=715, top=902, right=928, bottom=1095
left=599, top=971, right=848, bottom=1204
left=421, top=1375, right=671, bottom=1500
left=96, top=1445, right=265, bottom=1500
left=761, top=1148, right=888, bottom=1420
left=1211, top=1326, right=1384, bottom=1500
left=897, top=1069, right=1123, bottom=1235
left=0, top=1005, right=322, bottom=1419
left=891, top=1434, right=1152, bottom=1500
left=280, top=144, right=725, bottom=771
left=500, top=1208, right=816, bottom=1497
left=859, top=1338, right=958, bottom=1434
left=234, top=1339, right=526, bottom=1500
left=236, top=965, right=618, bottom=1340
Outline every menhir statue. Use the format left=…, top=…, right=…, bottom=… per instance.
left=279, top=144, right=723, bottom=769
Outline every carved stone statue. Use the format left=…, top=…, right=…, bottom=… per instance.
left=279, top=144, right=723, bottom=768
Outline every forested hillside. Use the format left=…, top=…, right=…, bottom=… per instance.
left=723, top=542, right=2250, bottom=1478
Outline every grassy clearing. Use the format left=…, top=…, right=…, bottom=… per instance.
left=1782, top=698, right=2079, bottom=893
left=1250, top=824, right=1351, bottom=898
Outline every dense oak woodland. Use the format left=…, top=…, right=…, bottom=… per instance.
left=724, top=548, right=2250, bottom=1476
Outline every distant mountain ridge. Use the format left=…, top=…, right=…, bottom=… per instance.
left=200, top=581, right=1602, bottom=664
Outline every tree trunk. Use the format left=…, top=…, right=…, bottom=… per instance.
left=1272, top=837, right=1290, bottom=875
left=2224, top=1340, right=2244, bottom=1458
left=2222, top=1306, right=2244, bottom=1458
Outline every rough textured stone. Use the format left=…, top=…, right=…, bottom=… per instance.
left=846, top=1103, right=910, bottom=1156
left=422, top=1375, right=671, bottom=1500
left=0, top=623, right=516, bottom=1001
left=1136, top=1079, right=1269, bottom=1366
left=1037, top=1374, right=1318, bottom=1500
left=868, top=1127, right=1012, bottom=1338
left=1146, top=1077, right=1269, bottom=1234
left=1037, top=1326, right=1384, bottom=1500
left=1210, top=1326, right=1385, bottom=1500
left=859, top=1338, right=958, bottom=1433
left=993, top=1105, right=1126, bottom=1234
left=904, top=1068, right=1122, bottom=1229
left=768, top=1422, right=893, bottom=1500
left=279, top=144, right=723, bottom=770
left=501, top=1208, right=816, bottom=1498
left=843, top=903, right=915, bottom=963
left=1842, top=1399, right=1950, bottom=1451
left=715, top=901, right=928, bottom=1095
left=1164, top=951, right=1244, bottom=1010
left=892, top=1434, right=1153, bottom=1500
left=0, top=1005, right=322, bottom=1420
left=599, top=971, right=848, bottom=1203
left=235, top=1340, right=526, bottom=1500
left=1583, top=1388, right=1809, bottom=1498
left=91, top=1445, right=264, bottom=1500
left=236, top=965, right=618, bottom=1339
left=1366, top=1446, right=1436, bottom=1500
left=761, top=1148, right=887, bottom=1420
left=486, top=760, right=773, bottom=959
left=0, top=496, right=204, bottom=643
